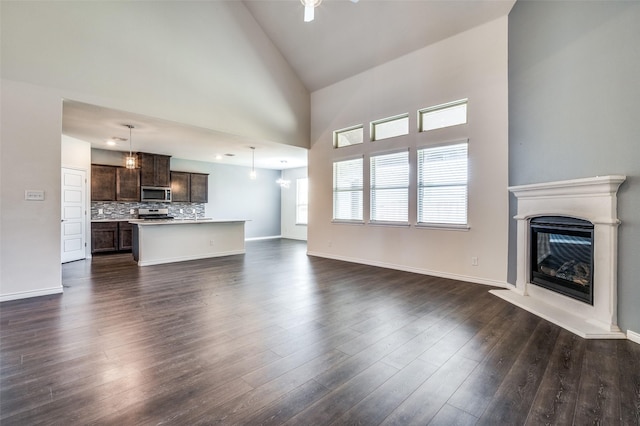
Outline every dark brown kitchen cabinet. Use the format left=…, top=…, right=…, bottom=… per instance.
left=190, top=173, right=208, bottom=203
left=91, top=165, right=116, bottom=201
left=91, top=221, right=133, bottom=253
left=91, top=222, right=118, bottom=253
left=139, top=153, right=171, bottom=187
left=118, top=222, right=133, bottom=251
left=170, top=171, right=190, bottom=202
left=116, top=167, right=140, bottom=201
left=92, top=165, right=140, bottom=201
left=170, top=171, right=208, bottom=203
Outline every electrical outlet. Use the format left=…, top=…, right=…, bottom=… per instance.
left=471, top=256, right=478, bottom=266
left=180, top=209, right=184, bottom=214
left=98, top=208, right=104, bottom=215
left=209, top=240, right=214, bottom=246
left=130, top=209, right=135, bottom=214
left=328, top=240, right=332, bottom=247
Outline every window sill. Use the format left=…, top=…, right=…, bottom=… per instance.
left=415, top=223, right=470, bottom=231
left=368, top=221, right=410, bottom=228
left=331, top=219, right=365, bottom=225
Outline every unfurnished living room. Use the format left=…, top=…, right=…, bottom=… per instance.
left=1, top=1, right=639, bottom=425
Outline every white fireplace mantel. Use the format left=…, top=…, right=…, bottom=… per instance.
left=492, top=175, right=627, bottom=339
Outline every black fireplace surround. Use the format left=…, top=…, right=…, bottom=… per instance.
left=530, top=216, right=594, bottom=305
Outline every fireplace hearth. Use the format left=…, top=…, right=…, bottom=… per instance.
left=492, top=175, right=626, bottom=339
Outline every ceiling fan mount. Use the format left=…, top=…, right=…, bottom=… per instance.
left=301, top=0, right=359, bottom=23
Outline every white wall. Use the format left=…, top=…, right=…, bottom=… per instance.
left=62, top=135, right=92, bottom=259
left=308, top=18, right=509, bottom=286
left=1, top=80, right=63, bottom=301
left=281, top=167, right=308, bottom=241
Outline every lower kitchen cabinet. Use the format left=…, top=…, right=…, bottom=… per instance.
left=91, top=221, right=133, bottom=253
left=118, top=222, right=133, bottom=251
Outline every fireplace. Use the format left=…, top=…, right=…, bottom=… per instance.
left=530, top=216, right=594, bottom=305
left=491, top=175, right=626, bottom=339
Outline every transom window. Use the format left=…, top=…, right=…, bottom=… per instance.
left=417, top=142, right=468, bottom=226
left=333, top=158, right=363, bottom=221
left=419, top=99, right=467, bottom=132
left=370, top=151, right=409, bottom=223
left=334, top=125, right=364, bottom=148
left=371, top=114, right=409, bottom=141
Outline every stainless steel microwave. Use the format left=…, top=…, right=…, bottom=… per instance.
left=141, top=186, right=171, bottom=202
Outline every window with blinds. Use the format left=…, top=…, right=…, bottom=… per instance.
left=417, top=142, right=468, bottom=226
left=370, top=151, right=409, bottom=223
left=333, top=158, right=363, bottom=221
left=296, top=178, right=308, bottom=225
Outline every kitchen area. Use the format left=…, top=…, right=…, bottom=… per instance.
left=88, top=149, right=249, bottom=266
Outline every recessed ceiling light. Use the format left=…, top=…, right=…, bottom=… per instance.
left=107, top=136, right=126, bottom=146
left=215, top=154, right=222, bottom=160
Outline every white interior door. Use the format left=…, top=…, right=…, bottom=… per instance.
left=61, top=168, right=87, bottom=263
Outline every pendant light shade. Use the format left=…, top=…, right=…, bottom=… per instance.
left=250, top=147, right=257, bottom=180
left=124, top=124, right=136, bottom=169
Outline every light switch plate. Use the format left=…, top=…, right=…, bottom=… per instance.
left=25, top=190, right=45, bottom=201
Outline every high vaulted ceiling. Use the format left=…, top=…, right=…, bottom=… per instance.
left=62, top=0, right=514, bottom=169
left=243, top=0, right=515, bottom=92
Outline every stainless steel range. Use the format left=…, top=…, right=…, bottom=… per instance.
left=138, top=208, right=173, bottom=220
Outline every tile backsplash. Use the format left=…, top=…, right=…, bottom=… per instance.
left=91, top=202, right=205, bottom=220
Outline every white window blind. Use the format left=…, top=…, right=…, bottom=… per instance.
left=333, top=158, right=363, bottom=221
left=417, top=142, right=468, bottom=225
left=296, top=178, right=308, bottom=225
left=370, top=151, right=409, bottom=222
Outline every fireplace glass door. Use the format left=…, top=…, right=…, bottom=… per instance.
left=530, top=216, right=594, bottom=305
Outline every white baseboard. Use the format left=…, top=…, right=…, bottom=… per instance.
left=306, top=251, right=508, bottom=288
left=0, top=286, right=63, bottom=302
left=245, top=235, right=281, bottom=241
left=628, top=330, right=640, bottom=345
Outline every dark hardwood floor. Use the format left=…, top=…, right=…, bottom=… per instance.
left=1, top=239, right=639, bottom=425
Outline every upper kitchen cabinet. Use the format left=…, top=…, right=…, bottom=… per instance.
left=91, top=164, right=116, bottom=201
left=116, top=167, right=140, bottom=201
left=170, top=171, right=190, bottom=203
left=138, top=153, right=171, bottom=187
left=92, top=164, right=141, bottom=201
left=190, top=173, right=208, bottom=203
left=171, top=171, right=208, bottom=203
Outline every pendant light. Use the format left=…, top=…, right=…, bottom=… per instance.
left=249, top=147, right=257, bottom=180
left=124, top=124, right=136, bottom=169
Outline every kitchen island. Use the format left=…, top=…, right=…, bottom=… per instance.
left=131, top=219, right=246, bottom=266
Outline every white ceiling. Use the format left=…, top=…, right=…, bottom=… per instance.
left=62, top=0, right=514, bottom=170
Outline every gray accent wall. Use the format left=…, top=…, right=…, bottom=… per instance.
left=508, top=1, right=640, bottom=333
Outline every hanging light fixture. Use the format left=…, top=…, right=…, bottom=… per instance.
left=249, top=147, right=257, bottom=180
left=301, top=0, right=322, bottom=22
left=124, top=124, right=136, bottom=169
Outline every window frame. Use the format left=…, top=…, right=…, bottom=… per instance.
left=369, top=149, right=410, bottom=225
left=295, top=177, right=308, bottom=225
left=418, top=99, right=468, bottom=133
left=416, top=140, right=470, bottom=230
left=332, top=157, right=364, bottom=223
left=370, top=113, right=409, bottom=142
left=333, top=124, right=364, bottom=148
